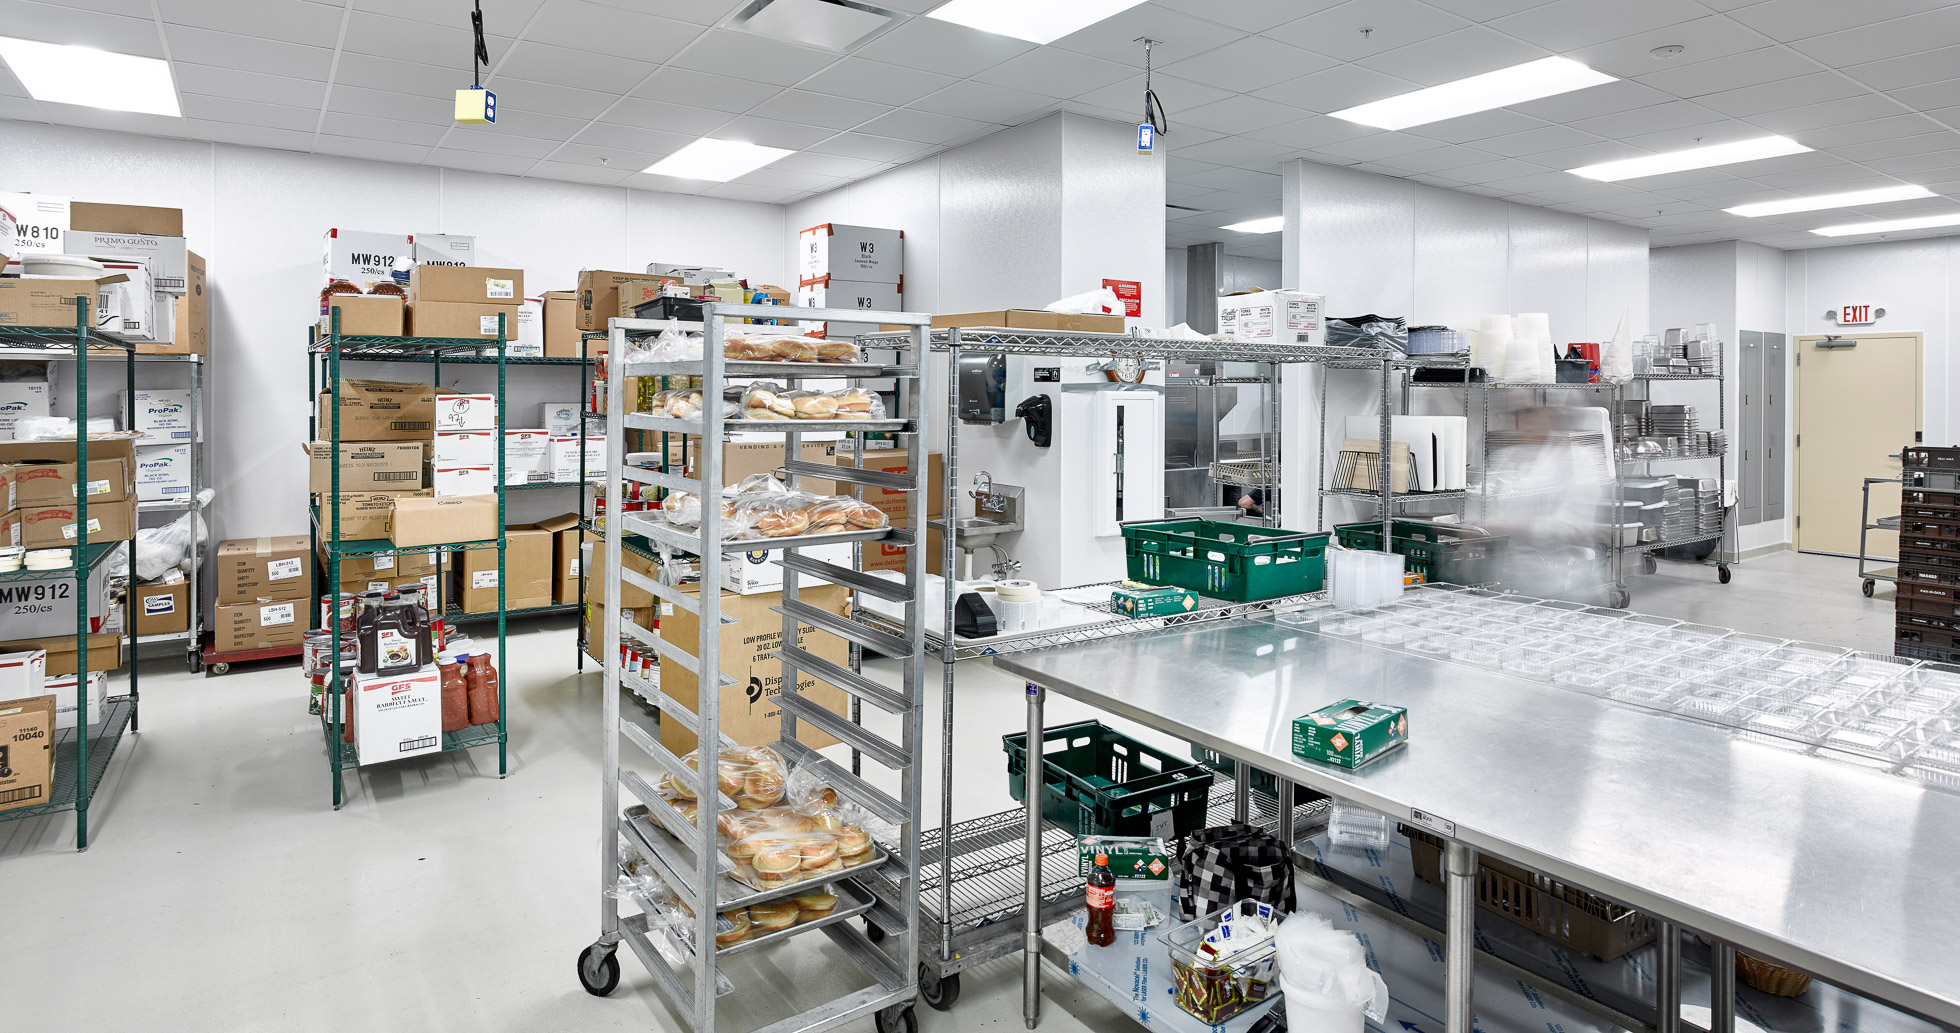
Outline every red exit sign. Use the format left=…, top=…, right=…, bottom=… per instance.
left=1838, top=304, right=1876, bottom=325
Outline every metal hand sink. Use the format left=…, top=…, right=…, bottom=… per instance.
left=930, top=515, right=1023, bottom=547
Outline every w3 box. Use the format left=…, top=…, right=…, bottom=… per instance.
left=1291, top=699, right=1407, bottom=768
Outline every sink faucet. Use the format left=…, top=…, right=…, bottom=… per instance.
left=971, top=471, right=1011, bottom=517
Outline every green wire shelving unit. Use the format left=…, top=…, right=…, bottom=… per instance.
left=0, top=296, right=141, bottom=850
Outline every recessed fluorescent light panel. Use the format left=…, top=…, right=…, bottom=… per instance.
left=0, top=36, right=179, bottom=117
left=1329, top=57, right=1615, bottom=131
left=644, top=139, right=794, bottom=181
left=1725, top=185, right=1935, bottom=218
left=1812, top=212, right=1960, bottom=237
left=926, top=0, right=1147, bottom=45
left=1221, top=216, right=1284, bottom=234
left=1568, top=136, right=1809, bottom=182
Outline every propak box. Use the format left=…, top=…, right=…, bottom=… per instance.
left=306, top=440, right=423, bottom=493
left=317, top=379, right=435, bottom=441
left=216, top=535, right=313, bottom=604
left=1291, top=699, right=1407, bottom=769
left=656, top=584, right=853, bottom=755
left=0, top=694, right=56, bottom=813
left=798, top=223, right=903, bottom=284
left=351, top=668, right=442, bottom=765
left=1217, top=290, right=1324, bottom=346
left=134, top=444, right=192, bottom=502
left=122, top=388, right=194, bottom=443
left=0, top=378, right=51, bottom=439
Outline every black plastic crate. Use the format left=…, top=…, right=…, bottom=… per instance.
left=1904, top=445, right=1960, bottom=471
left=1003, top=721, right=1215, bottom=839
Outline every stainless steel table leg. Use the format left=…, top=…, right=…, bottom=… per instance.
left=1023, top=681, right=1046, bottom=1030
left=1234, top=768, right=1250, bottom=823
left=1657, top=921, right=1682, bottom=1033
left=1710, top=941, right=1736, bottom=1033
left=1444, top=840, right=1477, bottom=1033
left=1278, top=777, right=1296, bottom=848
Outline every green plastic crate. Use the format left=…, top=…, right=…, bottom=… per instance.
left=1187, top=744, right=1326, bottom=807
left=1334, top=520, right=1508, bottom=587
left=1003, top=721, right=1215, bottom=839
left=1122, top=520, right=1330, bottom=602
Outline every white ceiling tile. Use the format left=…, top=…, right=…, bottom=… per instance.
left=1175, top=94, right=1301, bottom=135
left=853, top=107, right=993, bottom=144
left=1157, top=127, right=1228, bottom=153
left=1374, top=145, right=1503, bottom=175
left=165, top=24, right=334, bottom=79
left=1528, top=141, right=1648, bottom=169
left=1307, top=132, right=1439, bottom=163
left=183, top=118, right=314, bottom=151
left=179, top=93, right=318, bottom=131
left=581, top=0, right=741, bottom=25
left=1866, top=149, right=1960, bottom=175
left=1893, top=79, right=1960, bottom=114
left=701, top=182, right=801, bottom=204
left=495, top=41, right=658, bottom=96
left=1567, top=99, right=1726, bottom=140
left=1563, top=16, right=1777, bottom=79
left=339, top=12, right=508, bottom=66
left=321, top=110, right=447, bottom=146
left=1252, top=66, right=1421, bottom=114
left=1753, top=163, right=1889, bottom=189
left=1842, top=44, right=1960, bottom=92
left=474, top=107, right=590, bottom=141
left=527, top=0, right=706, bottom=63
left=332, top=52, right=467, bottom=99
left=1615, top=119, right=1777, bottom=154
left=441, top=126, right=562, bottom=159
left=798, top=58, right=955, bottom=108
left=1528, top=181, right=1645, bottom=204
left=426, top=148, right=539, bottom=177
left=549, top=142, right=658, bottom=170
left=0, top=64, right=30, bottom=98
left=326, top=85, right=451, bottom=124
left=1175, top=165, right=1282, bottom=194
left=1402, top=108, right=1550, bottom=145
left=971, top=46, right=1137, bottom=99
left=1165, top=181, right=1215, bottom=203
left=1243, top=117, right=1380, bottom=150
left=910, top=80, right=1058, bottom=124
left=156, top=0, right=342, bottom=45
left=351, top=0, right=547, bottom=29
left=1751, top=94, right=1911, bottom=134
left=1694, top=73, right=1869, bottom=119
left=25, top=0, right=153, bottom=16
left=1167, top=135, right=1296, bottom=168
left=767, top=150, right=883, bottom=178
left=852, top=17, right=1034, bottom=78
left=668, top=29, right=837, bottom=86
left=1441, top=158, right=1558, bottom=185
left=1491, top=0, right=1705, bottom=48
left=570, top=121, right=695, bottom=155
left=1799, top=115, right=1952, bottom=149
left=620, top=171, right=708, bottom=193
left=1471, top=125, right=1603, bottom=158
left=712, top=113, right=840, bottom=149
left=531, top=160, right=634, bottom=186
left=1047, top=5, right=1245, bottom=66
left=598, top=98, right=733, bottom=137
left=748, top=89, right=891, bottom=131
left=1787, top=8, right=1960, bottom=67
left=479, top=77, right=614, bottom=120
left=1165, top=155, right=1220, bottom=180
left=730, top=166, right=833, bottom=190
left=1507, top=79, right=1676, bottom=122
left=314, top=133, right=434, bottom=165
left=1152, top=0, right=1342, bottom=33
left=1076, top=74, right=1234, bottom=115
left=1632, top=47, right=1822, bottom=99
left=0, top=0, right=166, bottom=57
left=807, top=131, right=929, bottom=162
left=174, top=63, right=327, bottom=111
left=1269, top=0, right=1471, bottom=57
left=1353, top=26, right=1552, bottom=87
left=1159, top=36, right=1337, bottom=95
left=631, top=66, right=782, bottom=114
left=1649, top=180, right=1761, bottom=203
left=1477, top=170, right=1583, bottom=194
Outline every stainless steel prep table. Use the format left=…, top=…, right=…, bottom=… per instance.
left=996, top=618, right=1960, bottom=1033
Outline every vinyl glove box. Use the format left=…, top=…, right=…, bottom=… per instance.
left=1292, top=699, right=1407, bottom=769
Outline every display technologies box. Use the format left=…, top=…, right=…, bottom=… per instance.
left=657, top=584, right=852, bottom=755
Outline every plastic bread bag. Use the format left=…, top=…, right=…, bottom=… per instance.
left=718, top=806, right=876, bottom=891
left=785, top=762, right=843, bottom=818
left=740, top=381, right=796, bottom=421
left=665, top=389, right=706, bottom=420
left=729, top=335, right=793, bottom=361
left=1273, top=910, right=1390, bottom=1024
left=785, top=389, right=839, bottom=420
left=733, top=493, right=818, bottom=538
left=827, top=387, right=885, bottom=420
left=800, top=337, right=862, bottom=363
left=660, top=491, right=703, bottom=528
left=732, top=472, right=792, bottom=497
left=803, top=496, right=888, bottom=534
left=658, top=745, right=786, bottom=804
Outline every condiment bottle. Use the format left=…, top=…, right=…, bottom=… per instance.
left=437, top=655, right=468, bottom=732
left=465, top=653, right=500, bottom=725
left=355, top=590, right=384, bottom=674
left=1086, top=853, right=1115, bottom=947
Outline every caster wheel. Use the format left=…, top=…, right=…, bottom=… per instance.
left=876, top=1005, right=918, bottom=1033
left=209, top=662, right=231, bottom=676
left=919, top=966, right=962, bottom=1011
left=1864, top=578, right=1876, bottom=597
left=1641, top=555, right=1658, bottom=575
left=1610, top=589, right=1631, bottom=609
left=864, top=920, right=886, bottom=943
left=577, top=944, right=620, bottom=997
left=1719, top=567, right=1732, bottom=585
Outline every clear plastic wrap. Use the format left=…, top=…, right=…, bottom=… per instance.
left=827, top=387, right=885, bottom=420
left=734, top=493, right=818, bottom=538
left=803, top=497, right=888, bottom=534
left=723, top=334, right=858, bottom=364
left=732, top=472, right=791, bottom=497
left=665, top=389, right=706, bottom=420
left=658, top=745, right=788, bottom=806
left=786, top=390, right=839, bottom=420
left=740, top=382, right=796, bottom=421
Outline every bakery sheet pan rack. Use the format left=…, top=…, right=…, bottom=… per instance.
left=582, top=304, right=928, bottom=1033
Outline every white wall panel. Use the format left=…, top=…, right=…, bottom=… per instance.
left=1507, top=204, right=1592, bottom=342
left=1223, top=256, right=1280, bottom=295
left=1650, top=243, right=1737, bottom=343
left=1061, top=115, right=1165, bottom=326
left=939, top=118, right=1062, bottom=313
left=1164, top=247, right=1188, bottom=326
left=1587, top=220, right=1652, bottom=341
left=1412, top=188, right=1509, bottom=331
left=1284, top=160, right=1415, bottom=316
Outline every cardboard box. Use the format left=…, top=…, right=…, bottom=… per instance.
left=1, top=191, right=68, bottom=260
left=1217, top=289, right=1324, bottom=346
left=457, top=524, right=554, bottom=612
left=318, top=379, right=435, bottom=441
left=319, top=294, right=403, bottom=337
left=0, top=273, right=132, bottom=329
left=0, top=203, right=13, bottom=267
left=11, top=454, right=130, bottom=505
left=727, top=541, right=852, bottom=595
left=433, top=430, right=497, bottom=467
left=213, top=598, right=306, bottom=653
left=657, top=584, right=853, bottom=754
left=0, top=694, right=55, bottom=813
left=586, top=539, right=659, bottom=610
left=616, top=278, right=692, bottom=321
left=0, top=650, right=46, bottom=703
left=306, top=440, right=423, bottom=493
left=577, top=269, right=681, bottom=331
left=65, top=229, right=188, bottom=293
left=20, top=499, right=134, bottom=548
left=0, top=551, right=111, bottom=637
left=134, top=444, right=192, bottom=502
left=409, top=264, right=523, bottom=306
left=389, top=494, right=497, bottom=547
left=317, top=489, right=430, bottom=541
left=71, top=201, right=182, bottom=236
left=323, top=228, right=412, bottom=290
left=142, top=251, right=206, bottom=356
left=434, top=390, right=496, bottom=431
left=322, top=547, right=439, bottom=583
left=514, top=297, right=542, bottom=352
left=1291, top=699, right=1408, bottom=769
left=0, top=379, right=52, bottom=440
left=666, top=439, right=838, bottom=494
left=537, top=512, right=582, bottom=604
left=433, top=464, right=496, bottom=497
left=504, top=429, right=551, bottom=485
left=542, top=402, right=580, bottom=437
left=798, top=223, right=904, bottom=284
left=41, top=671, right=106, bottom=731
left=411, top=233, right=474, bottom=268
left=581, top=601, right=643, bottom=663
left=407, top=301, right=513, bottom=340
left=122, top=388, right=194, bottom=443
left=543, top=291, right=582, bottom=357
left=835, top=450, right=943, bottom=573
left=549, top=434, right=605, bottom=482
left=1111, top=582, right=1198, bottom=617
left=0, top=633, right=121, bottom=677
left=89, top=259, right=158, bottom=339
left=134, top=581, right=190, bottom=636
left=797, top=276, right=900, bottom=337
left=0, top=509, right=17, bottom=548
left=216, top=535, right=313, bottom=604
left=351, top=668, right=443, bottom=765
left=907, top=310, right=1125, bottom=333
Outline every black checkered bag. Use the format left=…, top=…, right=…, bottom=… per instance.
left=1174, top=823, right=1296, bottom=921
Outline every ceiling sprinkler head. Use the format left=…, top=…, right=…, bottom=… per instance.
left=1651, top=44, right=1685, bottom=59
left=1359, top=26, right=1374, bottom=39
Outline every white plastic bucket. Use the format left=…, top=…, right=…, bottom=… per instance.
left=1282, top=981, right=1366, bottom=1033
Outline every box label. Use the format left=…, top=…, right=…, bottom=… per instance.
left=267, top=557, right=303, bottom=582
left=473, top=570, right=499, bottom=588
left=485, top=277, right=514, bottom=299
left=60, top=518, right=103, bottom=540
left=261, top=602, right=296, bottom=627
left=143, top=593, right=177, bottom=615
left=479, top=315, right=500, bottom=335
left=74, top=478, right=111, bottom=498
left=366, top=580, right=390, bottom=592
left=373, top=554, right=395, bottom=571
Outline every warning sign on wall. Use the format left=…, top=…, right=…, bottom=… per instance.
left=1102, top=279, right=1142, bottom=318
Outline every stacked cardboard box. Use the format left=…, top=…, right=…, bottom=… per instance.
left=408, top=264, right=525, bottom=341
left=0, top=438, right=137, bottom=549
left=0, top=198, right=208, bottom=355
left=213, top=536, right=313, bottom=653
left=1896, top=446, right=1960, bottom=662
left=833, top=450, right=944, bottom=573
left=796, top=223, right=902, bottom=338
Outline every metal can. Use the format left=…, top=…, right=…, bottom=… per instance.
left=303, top=629, right=332, bottom=676
left=320, top=592, right=358, bottom=628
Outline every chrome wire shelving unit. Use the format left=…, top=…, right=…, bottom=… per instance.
left=0, top=297, right=141, bottom=850
left=580, top=302, right=929, bottom=1033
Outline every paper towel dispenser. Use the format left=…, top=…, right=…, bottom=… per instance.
left=958, top=352, right=1005, bottom=423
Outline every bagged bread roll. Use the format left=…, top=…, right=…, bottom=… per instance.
left=828, top=387, right=883, bottom=420
left=741, top=382, right=796, bottom=420
left=788, top=391, right=838, bottom=420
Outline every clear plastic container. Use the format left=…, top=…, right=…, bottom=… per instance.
left=1500, top=646, right=1562, bottom=680
left=1159, top=900, right=1283, bottom=1024
left=1325, top=800, right=1393, bottom=850
left=1448, top=642, right=1509, bottom=668
left=1403, top=634, right=1455, bottom=659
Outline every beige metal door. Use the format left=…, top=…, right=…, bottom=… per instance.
left=1794, top=333, right=1922, bottom=555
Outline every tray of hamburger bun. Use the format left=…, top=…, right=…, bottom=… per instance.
left=711, top=878, right=873, bottom=956
left=642, top=471, right=897, bottom=550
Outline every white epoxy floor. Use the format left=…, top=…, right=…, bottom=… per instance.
left=2, top=549, right=1896, bottom=1032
